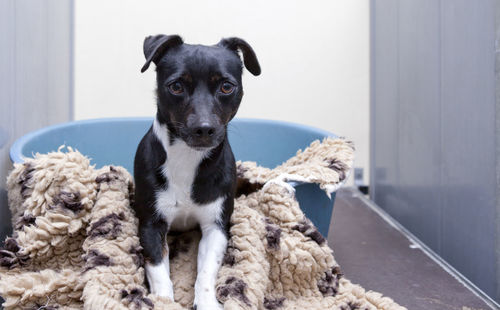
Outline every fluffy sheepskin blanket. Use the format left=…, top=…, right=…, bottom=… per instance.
left=0, top=138, right=405, bottom=310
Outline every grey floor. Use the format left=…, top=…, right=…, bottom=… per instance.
left=327, top=187, right=493, bottom=310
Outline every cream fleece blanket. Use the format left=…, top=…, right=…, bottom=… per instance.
left=0, top=138, right=406, bottom=310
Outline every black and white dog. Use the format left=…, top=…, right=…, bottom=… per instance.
left=133, top=34, right=260, bottom=309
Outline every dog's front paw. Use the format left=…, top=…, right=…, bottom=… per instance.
left=193, top=295, right=223, bottom=310
left=149, top=279, right=174, bottom=301
left=151, top=288, right=175, bottom=301
left=146, top=263, right=175, bottom=301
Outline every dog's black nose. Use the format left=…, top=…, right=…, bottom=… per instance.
left=193, top=124, right=215, bottom=138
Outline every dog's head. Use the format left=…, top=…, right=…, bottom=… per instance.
left=141, top=34, right=260, bottom=149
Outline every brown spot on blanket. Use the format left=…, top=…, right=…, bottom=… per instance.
left=18, top=163, right=35, bottom=199
left=340, top=302, right=364, bottom=310
left=327, top=158, right=348, bottom=181
left=120, top=288, right=154, bottom=309
left=236, top=165, right=248, bottom=178
left=317, top=266, right=342, bottom=297
left=127, top=180, right=135, bottom=204
left=52, top=191, right=82, bottom=212
left=129, top=245, right=144, bottom=267
left=264, top=218, right=281, bottom=250
left=222, top=239, right=237, bottom=266
left=95, top=166, right=121, bottom=184
left=89, top=212, right=125, bottom=239
left=16, top=213, right=36, bottom=229
left=292, top=219, right=326, bottom=245
left=263, top=297, right=286, bottom=309
left=0, top=238, right=29, bottom=269
left=217, top=276, right=251, bottom=306
left=83, top=249, right=112, bottom=272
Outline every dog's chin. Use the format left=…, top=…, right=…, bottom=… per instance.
left=188, top=144, right=214, bottom=151
left=185, top=137, right=223, bottom=151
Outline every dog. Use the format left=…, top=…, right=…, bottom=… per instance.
left=133, top=34, right=260, bottom=309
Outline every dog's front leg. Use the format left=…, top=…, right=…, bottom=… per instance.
left=194, top=223, right=227, bottom=310
left=141, top=221, right=174, bottom=300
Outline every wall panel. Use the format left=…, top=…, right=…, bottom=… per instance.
left=372, top=0, right=498, bottom=302
left=0, top=0, right=73, bottom=241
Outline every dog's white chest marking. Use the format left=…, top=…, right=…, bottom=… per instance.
left=152, top=120, right=224, bottom=231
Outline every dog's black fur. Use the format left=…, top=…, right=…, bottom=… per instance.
left=133, top=34, right=260, bottom=266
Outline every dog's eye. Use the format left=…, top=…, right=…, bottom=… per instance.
left=220, top=81, right=234, bottom=94
left=168, top=82, right=184, bottom=95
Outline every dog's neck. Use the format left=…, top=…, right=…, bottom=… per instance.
left=152, top=118, right=208, bottom=190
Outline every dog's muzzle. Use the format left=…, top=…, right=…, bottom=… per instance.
left=187, top=124, right=222, bottom=148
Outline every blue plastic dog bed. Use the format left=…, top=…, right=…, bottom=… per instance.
left=10, top=118, right=337, bottom=236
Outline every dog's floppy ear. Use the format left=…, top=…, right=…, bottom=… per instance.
left=218, top=37, right=261, bottom=76
left=141, top=34, right=183, bottom=73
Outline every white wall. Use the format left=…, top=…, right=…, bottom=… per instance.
left=74, top=0, right=369, bottom=184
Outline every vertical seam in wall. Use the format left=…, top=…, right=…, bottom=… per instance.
left=12, top=0, right=17, bottom=141
left=495, top=0, right=500, bottom=300
left=396, top=0, right=400, bottom=196
left=438, top=0, right=443, bottom=255
left=45, top=1, right=49, bottom=126
left=69, top=0, right=74, bottom=121
left=369, top=0, right=376, bottom=199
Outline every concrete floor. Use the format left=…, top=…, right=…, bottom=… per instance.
left=327, top=188, right=494, bottom=310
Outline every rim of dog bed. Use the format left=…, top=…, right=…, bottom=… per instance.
left=10, top=117, right=336, bottom=164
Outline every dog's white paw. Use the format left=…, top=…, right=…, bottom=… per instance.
left=193, top=294, right=223, bottom=310
left=146, top=262, right=175, bottom=300
left=147, top=272, right=174, bottom=300
left=150, top=281, right=174, bottom=301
